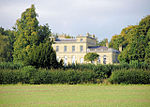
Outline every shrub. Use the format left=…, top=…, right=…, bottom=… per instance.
left=0, top=68, right=98, bottom=84
left=0, top=62, right=24, bottom=70
left=32, top=69, right=96, bottom=84
left=108, top=69, right=150, bottom=84
left=20, top=66, right=37, bottom=84
left=0, top=69, right=21, bottom=84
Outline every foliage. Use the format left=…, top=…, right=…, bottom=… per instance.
left=1, top=62, right=150, bottom=84
left=97, top=38, right=108, bottom=47
left=25, top=42, right=59, bottom=69
left=109, top=35, right=124, bottom=50
left=0, top=68, right=96, bottom=84
left=84, top=53, right=99, bottom=63
left=0, top=62, right=24, bottom=70
left=13, top=5, right=39, bottom=62
left=0, top=27, right=15, bottom=62
left=109, top=69, right=150, bottom=84
left=13, top=5, right=59, bottom=68
left=109, top=15, right=150, bottom=64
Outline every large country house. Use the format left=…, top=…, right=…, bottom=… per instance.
left=51, top=34, right=120, bottom=65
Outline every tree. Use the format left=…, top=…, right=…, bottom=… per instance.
left=13, top=4, right=39, bottom=62
left=145, top=42, right=150, bottom=64
left=0, top=27, right=15, bottom=62
left=109, top=35, right=124, bottom=50
left=13, top=4, right=59, bottom=68
left=118, top=15, right=150, bottom=63
left=84, top=53, right=99, bottom=63
left=97, top=38, right=108, bottom=47
left=24, top=42, right=58, bottom=68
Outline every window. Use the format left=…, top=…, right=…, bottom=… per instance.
left=72, top=56, right=75, bottom=64
left=56, top=46, right=59, bottom=52
left=98, top=56, right=100, bottom=64
left=72, top=46, right=75, bottom=52
left=80, top=39, right=83, bottom=42
left=64, top=56, right=67, bottom=66
left=80, top=46, right=83, bottom=52
left=103, top=55, right=106, bottom=64
left=64, top=46, right=67, bottom=52
left=80, top=58, right=84, bottom=63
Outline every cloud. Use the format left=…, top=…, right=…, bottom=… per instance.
left=0, top=0, right=150, bottom=40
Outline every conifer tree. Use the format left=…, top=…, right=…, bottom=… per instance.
left=13, top=5, right=60, bottom=68
left=13, top=5, right=39, bottom=62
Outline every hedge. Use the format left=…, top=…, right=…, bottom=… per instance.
left=0, top=62, right=24, bottom=70
left=0, top=66, right=99, bottom=84
left=108, top=69, right=150, bottom=84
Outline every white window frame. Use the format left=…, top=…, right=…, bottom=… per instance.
left=72, top=46, right=75, bottom=52
left=80, top=46, right=83, bottom=52
left=64, top=46, right=67, bottom=52
left=56, top=46, right=59, bottom=52
left=72, top=56, right=75, bottom=64
left=64, top=56, right=67, bottom=66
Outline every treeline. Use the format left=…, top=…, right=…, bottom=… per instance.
left=109, top=15, right=150, bottom=64
left=0, top=5, right=62, bottom=69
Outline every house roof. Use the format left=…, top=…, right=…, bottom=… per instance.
left=88, top=46, right=108, bottom=49
left=55, top=38, right=76, bottom=42
left=87, top=46, right=120, bottom=53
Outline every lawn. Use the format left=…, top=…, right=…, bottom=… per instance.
left=0, top=84, right=150, bottom=107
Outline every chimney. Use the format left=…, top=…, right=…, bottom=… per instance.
left=106, top=39, right=108, bottom=48
left=119, top=44, right=122, bottom=52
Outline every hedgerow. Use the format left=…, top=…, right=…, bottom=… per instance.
left=0, top=62, right=24, bottom=70
left=1, top=62, right=150, bottom=84
left=108, top=69, right=150, bottom=84
left=0, top=67, right=97, bottom=84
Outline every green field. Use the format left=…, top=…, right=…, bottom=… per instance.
left=0, top=85, right=150, bottom=107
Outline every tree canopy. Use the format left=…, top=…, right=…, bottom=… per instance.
left=109, top=15, right=150, bottom=64
left=84, top=52, right=99, bottom=63
left=13, top=4, right=60, bottom=68
left=0, top=27, right=15, bottom=62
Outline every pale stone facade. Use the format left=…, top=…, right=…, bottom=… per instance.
left=51, top=35, right=120, bottom=65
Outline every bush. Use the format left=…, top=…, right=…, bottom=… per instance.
left=32, top=69, right=96, bottom=84
left=0, top=69, right=21, bottom=84
left=20, top=66, right=37, bottom=84
left=0, top=62, right=24, bottom=70
left=0, top=66, right=37, bottom=84
left=108, top=69, right=150, bottom=84
left=0, top=68, right=98, bottom=84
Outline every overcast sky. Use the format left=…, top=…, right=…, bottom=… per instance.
left=0, top=0, right=150, bottom=40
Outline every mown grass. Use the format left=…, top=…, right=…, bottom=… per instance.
left=0, top=84, right=150, bottom=107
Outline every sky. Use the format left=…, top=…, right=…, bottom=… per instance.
left=0, top=0, right=150, bottom=41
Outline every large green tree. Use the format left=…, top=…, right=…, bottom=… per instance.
left=84, top=52, right=99, bottom=63
left=0, top=27, right=15, bottom=62
left=13, top=5, right=39, bottom=62
left=116, top=15, right=150, bottom=64
left=13, top=5, right=59, bottom=68
left=109, top=35, right=124, bottom=50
